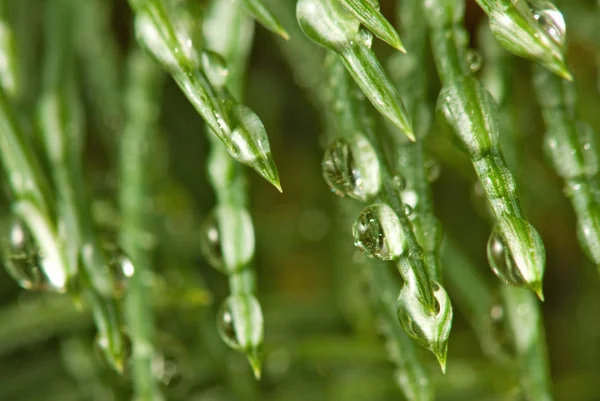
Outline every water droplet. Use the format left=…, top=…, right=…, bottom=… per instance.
left=199, top=206, right=255, bottom=274
left=199, top=212, right=222, bottom=270
left=353, top=204, right=404, bottom=260
left=2, top=217, right=60, bottom=292
left=529, top=0, right=566, bottom=47
left=424, top=158, right=441, bottom=182
left=296, top=0, right=360, bottom=51
left=322, top=136, right=381, bottom=201
left=397, top=280, right=452, bottom=371
left=218, top=303, right=240, bottom=348
left=222, top=101, right=280, bottom=188
left=101, top=241, right=135, bottom=298
left=465, top=49, right=483, bottom=73
left=94, top=331, right=132, bottom=374
left=487, top=228, right=527, bottom=287
left=403, top=204, right=413, bottom=217
left=201, top=51, right=229, bottom=88
left=217, top=295, right=263, bottom=351
left=359, top=28, right=373, bottom=48
left=154, top=352, right=183, bottom=388
left=392, top=175, right=406, bottom=191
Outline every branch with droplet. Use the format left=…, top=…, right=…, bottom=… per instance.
left=387, top=0, right=442, bottom=283
left=474, top=0, right=571, bottom=80
left=424, top=0, right=546, bottom=300
left=296, top=0, right=415, bottom=141
left=120, top=48, right=165, bottom=400
left=37, top=0, right=130, bottom=372
left=533, top=65, right=600, bottom=272
left=199, top=0, right=264, bottom=379
left=322, top=53, right=452, bottom=371
left=129, top=0, right=281, bottom=191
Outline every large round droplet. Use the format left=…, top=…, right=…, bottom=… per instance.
left=487, top=228, right=527, bottom=287
left=322, top=136, right=381, bottom=201
left=352, top=204, right=403, bottom=260
left=396, top=280, right=453, bottom=372
left=199, top=206, right=255, bottom=274
left=217, top=295, right=263, bottom=352
left=529, top=0, right=566, bottom=48
left=218, top=298, right=241, bottom=349
left=3, top=217, right=57, bottom=292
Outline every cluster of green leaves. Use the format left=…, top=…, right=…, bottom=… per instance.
left=0, top=0, right=598, bottom=400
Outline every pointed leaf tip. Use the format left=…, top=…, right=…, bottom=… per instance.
left=248, top=352, right=263, bottom=380
left=533, top=284, right=545, bottom=302
left=340, top=0, right=405, bottom=52
left=434, top=344, right=448, bottom=374
left=241, top=0, right=289, bottom=41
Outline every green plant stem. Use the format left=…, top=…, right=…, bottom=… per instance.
left=425, top=0, right=546, bottom=298
left=120, top=49, right=164, bottom=400
left=38, top=0, right=125, bottom=372
left=74, top=0, right=123, bottom=154
left=325, top=52, right=452, bottom=371
left=203, top=0, right=264, bottom=378
left=501, top=286, right=553, bottom=401
left=474, top=0, right=570, bottom=79
left=129, top=0, right=281, bottom=190
left=365, top=261, right=434, bottom=401
left=532, top=65, right=600, bottom=271
left=389, top=0, right=442, bottom=282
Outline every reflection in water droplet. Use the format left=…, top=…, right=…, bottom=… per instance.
left=199, top=212, right=223, bottom=270
left=465, top=49, right=483, bottom=73
left=359, top=28, right=373, bottom=48
left=199, top=207, right=255, bottom=274
left=322, top=136, right=381, bottom=201
left=217, top=295, right=263, bottom=353
left=102, top=241, right=135, bottom=298
left=487, top=227, right=526, bottom=287
left=529, top=0, right=566, bottom=47
left=201, top=51, right=229, bottom=88
left=3, top=217, right=59, bottom=292
left=353, top=204, right=403, bottom=260
left=218, top=298, right=241, bottom=349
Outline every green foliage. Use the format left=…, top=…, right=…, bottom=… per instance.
left=0, top=0, right=598, bottom=400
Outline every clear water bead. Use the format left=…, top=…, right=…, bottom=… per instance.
left=217, top=295, right=263, bottom=351
left=465, top=49, right=483, bottom=73
left=199, top=206, right=255, bottom=274
left=529, top=0, right=566, bottom=48
left=353, top=204, right=404, bottom=260
left=102, top=241, right=135, bottom=298
left=201, top=51, right=229, bottom=88
left=322, top=136, right=381, bottom=201
left=487, top=228, right=527, bottom=287
left=3, top=217, right=58, bottom=292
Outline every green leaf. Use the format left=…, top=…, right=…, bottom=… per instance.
left=476, top=0, right=571, bottom=80
left=296, top=0, right=414, bottom=140
left=340, top=0, right=405, bottom=52
left=240, top=0, right=289, bottom=40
